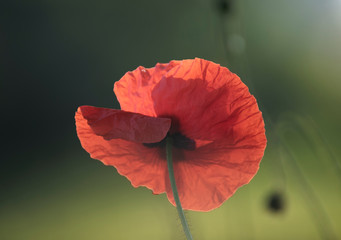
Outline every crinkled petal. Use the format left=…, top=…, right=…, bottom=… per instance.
left=75, top=106, right=170, bottom=194
left=76, top=106, right=171, bottom=143
left=166, top=131, right=266, bottom=211
left=114, top=61, right=180, bottom=116
left=151, top=58, right=260, bottom=142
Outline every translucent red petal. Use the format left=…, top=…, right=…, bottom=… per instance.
left=166, top=122, right=266, bottom=211
left=75, top=106, right=171, bottom=194
left=76, top=106, right=171, bottom=143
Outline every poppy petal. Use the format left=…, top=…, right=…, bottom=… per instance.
left=166, top=133, right=266, bottom=211
left=114, top=62, right=180, bottom=117
left=75, top=107, right=170, bottom=194
left=76, top=106, right=171, bottom=143
left=151, top=58, right=260, bottom=141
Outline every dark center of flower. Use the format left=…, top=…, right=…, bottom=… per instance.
left=143, top=132, right=196, bottom=151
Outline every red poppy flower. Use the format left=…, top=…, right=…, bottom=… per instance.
left=75, top=58, right=266, bottom=211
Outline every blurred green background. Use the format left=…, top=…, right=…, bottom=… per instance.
left=1, top=0, right=341, bottom=239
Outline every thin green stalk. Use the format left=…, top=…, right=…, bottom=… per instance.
left=166, top=137, right=193, bottom=240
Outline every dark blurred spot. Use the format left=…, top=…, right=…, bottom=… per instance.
left=216, top=0, right=232, bottom=15
left=143, top=132, right=196, bottom=151
left=267, top=192, right=285, bottom=213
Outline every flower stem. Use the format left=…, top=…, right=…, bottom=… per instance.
left=166, top=137, right=193, bottom=240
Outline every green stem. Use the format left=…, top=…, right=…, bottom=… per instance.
left=166, top=137, right=193, bottom=240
